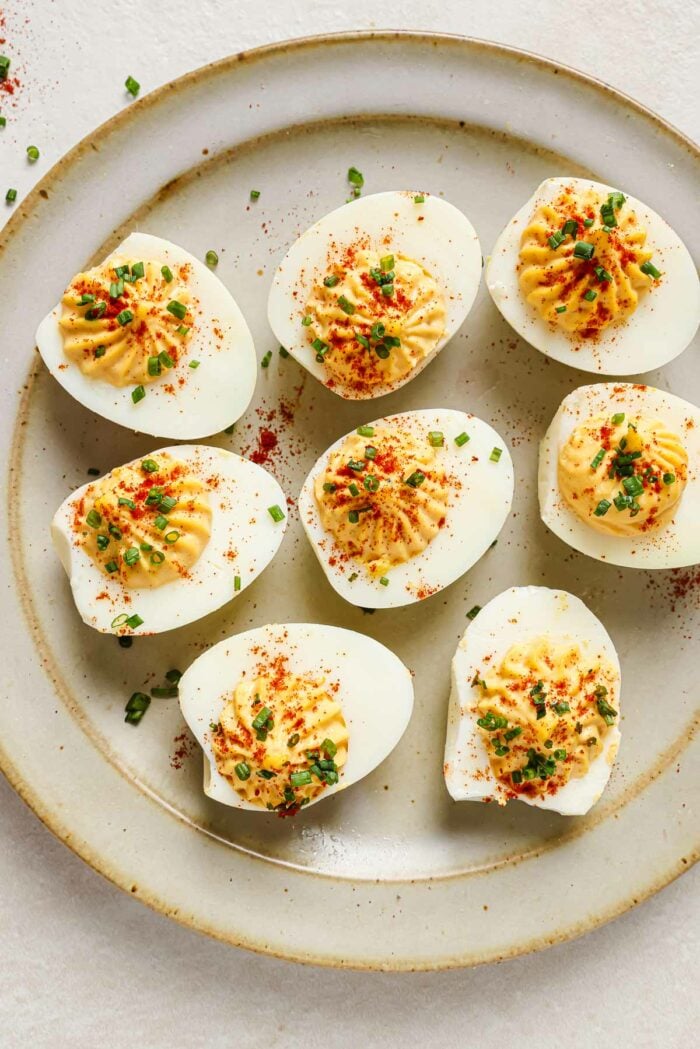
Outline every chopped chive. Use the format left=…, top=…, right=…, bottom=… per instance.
left=348, top=510, right=359, bottom=524
left=455, top=432, right=470, bottom=447
left=268, top=504, right=285, bottom=523
left=374, top=343, right=390, bottom=359
left=205, top=249, right=218, bottom=267
left=323, top=274, right=340, bottom=288
left=166, top=300, right=187, bottom=320
left=154, top=514, right=168, bottom=530
left=125, top=691, right=150, bottom=724
left=323, top=482, right=337, bottom=493
left=5, top=187, right=17, bottom=203
left=611, top=412, right=625, bottom=424
left=504, top=727, right=523, bottom=741
left=348, top=483, right=359, bottom=497
left=290, top=770, right=312, bottom=787
left=224, top=424, right=235, bottom=435
left=235, top=762, right=251, bottom=781
left=379, top=576, right=389, bottom=586
left=250, top=189, right=260, bottom=201
left=553, top=701, right=571, bottom=715
left=590, top=447, right=606, bottom=470
left=356, top=334, right=370, bottom=350
left=125, top=75, right=140, bottom=97
left=261, top=350, right=273, bottom=369
left=490, top=447, right=502, bottom=462
left=279, top=346, right=289, bottom=358
left=583, top=289, right=597, bottom=302
left=511, top=770, right=523, bottom=784
left=94, top=345, right=107, bottom=358
left=161, top=265, right=173, bottom=283
left=364, top=446, right=377, bottom=460
left=130, top=261, right=144, bottom=279
left=86, top=509, right=102, bottom=528
left=561, top=219, right=577, bottom=238
left=622, top=475, right=644, bottom=498
left=131, top=385, right=146, bottom=404
left=26, top=145, right=40, bottom=162
left=338, top=294, right=355, bottom=314
left=118, top=497, right=136, bottom=510
left=414, top=194, right=425, bottom=203
left=116, top=308, right=134, bottom=326
left=165, top=671, right=182, bottom=686
left=381, top=283, right=394, bottom=297
left=380, top=255, right=394, bottom=271
left=164, top=530, right=179, bottom=544
left=640, top=260, right=662, bottom=279
left=141, top=458, right=158, bottom=473
left=301, top=315, right=312, bottom=326
left=347, top=167, right=364, bottom=188
left=0, top=116, right=5, bottom=128
left=466, top=605, right=481, bottom=620
left=125, top=614, right=143, bottom=629
left=105, top=561, right=119, bottom=574
left=663, top=472, right=675, bottom=485
left=157, top=350, right=173, bottom=370
left=348, top=572, right=358, bottom=581
left=555, top=305, right=567, bottom=313
left=150, top=551, right=165, bottom=565
left=0, top=56, right=10, bottom=79
left=370, top=321, right=385, bottom=340
left=234, top=575, right=241, bottom=592
left=405, top=470, right=426, bottom=488
left=600, top=202, right=617, bottom=227
left=594, top=498, right=611, bottom=517
left=428, top=431, right=444, bottom=447
left=108, top=524, right=122, bottom=539
left=595, top=266, right=612, bottom=283
left=357, top=425, right=375, bottom=437
left=176, top=325, right=190, bottom=336
left=78, top=293, right=96, bottom=305
left=150, top=684, right=178, bottom=699
left=123, top=547, right=140, bottom=566
left=85, top=301, right=107, bottom=320
left=573, top=241, right=595, bottom=260
left=89, top=467, right=102, bottom=478
left=583, top=217, right=594, bottom=227
left=548, top=229, right=566, bottom=250
left=188, top=359, right=200, bottom=369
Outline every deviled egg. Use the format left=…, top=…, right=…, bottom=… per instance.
left=444, top=587, right=621, bottom=816
left=298, top=409, right=514, bottom=608
left=178, top=623, right=414, bottom=814
left=539, top=383, right=700, bottom=568
left=487, top=177, right=700, bottom=374
left=51, top=445, right=287, bottom=635
left=268, top=190, right=482, bottom=398
left=36, top=232, right=257, bottom=438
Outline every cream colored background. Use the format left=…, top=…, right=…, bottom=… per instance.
left=1, top=1, right=697, bottom=1045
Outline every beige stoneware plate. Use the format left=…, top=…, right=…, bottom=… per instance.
left=1, top=32, right=698, bottom=970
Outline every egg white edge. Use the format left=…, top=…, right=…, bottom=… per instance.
left=443, top=586, right=622, bottom=816
left=36, top=231, right=258, bottom=439
left=267, top=190, right=483, bottom=400
left=298, top=408, right=514, bottom=609
left=51, top=444, right=288, bottom=635
left=486, top=176, right=700, bottom=375
left=177, top=622, right=415, bottom=812
left=539, top=382, right=700, bottom=569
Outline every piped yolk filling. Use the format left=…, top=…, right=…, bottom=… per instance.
left=211, top=669, right=348, bottom=812
left=518, top=186, right=659, bottom=339
left=558, top=412, right=688, bottom=536
left=474, top=637, right=618, bottom=800
left=314, top=425, right=449, bottom=577
left=305, top=246, right=446, bottom=391
left=60, top=255, right=195, bottom=388
left=78, top=453, right=212, bottom=588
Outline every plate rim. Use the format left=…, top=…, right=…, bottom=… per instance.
left=1, top=29, right=698, bottom=971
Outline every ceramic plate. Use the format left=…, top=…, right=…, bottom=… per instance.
left=1, top=32, right=698, bottom=971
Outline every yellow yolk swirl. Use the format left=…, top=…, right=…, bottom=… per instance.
left=314, top=426, right=449, bottom=577
left=518, top=186, right=657, bottom=339
left=475, top=637, right=619, bottom=799
left=211, top=671, right=348, bottom=811
left=305, top=248, right=446, bottom=391
left=558, top=413, right=688, bottom=536
left=80, top=453, right=212, bottom=588
left=59, top=255, right=194, bottom=386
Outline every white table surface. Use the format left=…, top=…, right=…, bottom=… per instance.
left=1, top=1, right=698, bottom=1045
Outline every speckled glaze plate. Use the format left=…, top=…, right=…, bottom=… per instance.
left=1, top=33, right=698, bottom=971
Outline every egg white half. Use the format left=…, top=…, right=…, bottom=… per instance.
left=539, top=382, right=700, bottom=569
left=486, top=176, right=700, bottom=375
left=178, top=623, right=415, bottom=812
left=444, top=586, right=622, bottom=816
left=51, top=445, right=287, bottom=635
left=36, top=232, right=257, bottom=439
left=298, top=409, right=514, bottom=609
left=267, top=190, right=482, bottom=399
